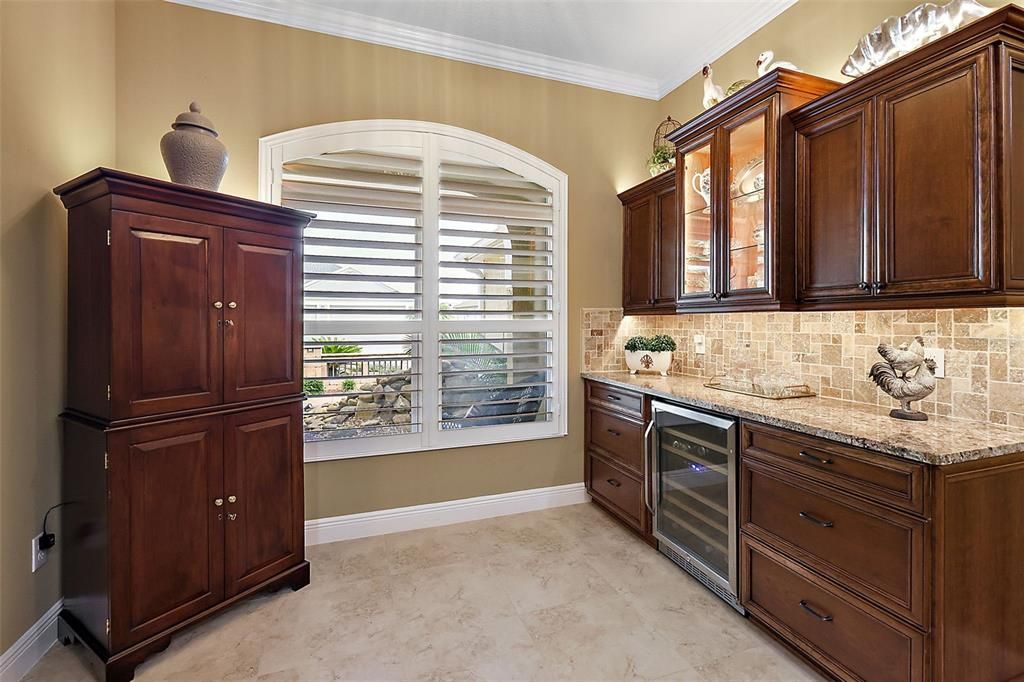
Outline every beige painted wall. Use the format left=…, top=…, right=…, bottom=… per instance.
left=0, top=0, right=116, bottom=653
left=111, top=0, right=654, bottom=523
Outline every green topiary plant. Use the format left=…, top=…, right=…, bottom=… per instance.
left=647, top=334, right=677, bottom=352
left=624, top=336, right=649, bottom=352
left=303, top=378, right=325, bottom=396
left=625, top=335, right=677, bottom=353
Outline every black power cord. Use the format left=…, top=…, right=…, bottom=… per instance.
left=39, top=502, right=70, bottom=550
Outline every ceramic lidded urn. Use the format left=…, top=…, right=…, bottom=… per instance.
left=160, top=101, right=228, bottom=191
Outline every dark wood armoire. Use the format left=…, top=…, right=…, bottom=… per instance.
left=53, top=168, right=312, bottom=682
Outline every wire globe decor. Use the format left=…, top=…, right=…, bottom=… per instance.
left=649, top=115, right=681, bottom=176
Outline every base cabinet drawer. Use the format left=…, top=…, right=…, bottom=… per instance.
left=586, top=406, right=644, bottom=473
left=742, top=537, right=926, bottom=682
left=586, top=381, right=644, bottom=417
left=743, top=460, right=927, bottom=626
left=587, top=452, right=644, bottom=530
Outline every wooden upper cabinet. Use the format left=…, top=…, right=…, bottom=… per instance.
left=790, top=6, right=1024, bottom=309
left=622, top=193, right=656, bottom=310
left=55, top=168, right=311, bottom=422
left=111, top=212, right=224, bottom=418
left=877, top=51, right=994, bottom=296
left=668, top=69, right=840, bottom=312
left=795, top=102, right=875, bottom=301
left=619, top=170, right=677, bottom=313
left=224, top=402, right=304, bottom=596
left=223, top=231, right=302, bottom=403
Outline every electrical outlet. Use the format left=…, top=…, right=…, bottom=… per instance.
left=693, top=334, right=706, bottom=355
left=31, top=533, right=49, bottom=573
left=924, top=347, right=945, bottom=378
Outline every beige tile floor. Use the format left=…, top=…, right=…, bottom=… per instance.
left=26, top=503, right=822, bottom=682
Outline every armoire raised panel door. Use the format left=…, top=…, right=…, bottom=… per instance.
left=223, top=230, right=302, bottom=403
left=107, top=416, right=225, bottom=650
left=110, top=211, right=224, bottom=418
left=877, top=50, right=995, bottom=295
left=795, top=102, right=874, bottom=301
left=224, top=402, right=304, bottom=596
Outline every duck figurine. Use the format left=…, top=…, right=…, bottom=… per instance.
left=756, top=50, right=802, bottom=76
left=702, top=64, right=725, bottom=110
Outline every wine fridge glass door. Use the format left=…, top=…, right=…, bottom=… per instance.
left=651, top=402, right=737, bottom=595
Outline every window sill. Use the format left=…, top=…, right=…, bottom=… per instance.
left=302, top=427, right=568, bottom=463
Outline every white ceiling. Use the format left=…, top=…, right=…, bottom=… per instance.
left=169, top=0, right=798, bottom=99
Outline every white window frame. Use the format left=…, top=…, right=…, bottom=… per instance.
left=259, top=120, right=568, bottom=462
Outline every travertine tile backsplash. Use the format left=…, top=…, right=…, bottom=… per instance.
left=582, top=308, right=1024, bottom=427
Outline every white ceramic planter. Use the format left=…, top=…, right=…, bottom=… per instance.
left=625, top=350, right=672, bottom=376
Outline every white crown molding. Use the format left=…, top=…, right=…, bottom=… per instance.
left=167, top=0, right=797, bottom=101
left=654, top=0, right=799, bottom=99
left=167, top=0, right=662, bottom=99
left=0, top=600, right=62, bottom=682
left=305, top=482, right=588, bottom=546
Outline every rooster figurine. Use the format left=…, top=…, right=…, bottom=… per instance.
left=868, top=336, right=936, bottom=421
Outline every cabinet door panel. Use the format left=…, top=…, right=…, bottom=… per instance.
left=109, top=417, right=224, bottom=649
left=224, top=230, right=302, bottom=403
left=654, top=186, right=679, bottom=306
left=224, top=402, right=304, bottom=596
left=623, top=198, right=655, bottom=310
left=878, top=51, right=994, bottom=294
left=796, top=103, right=874, bottom=301
left=111, top=212, right=223, bottom=418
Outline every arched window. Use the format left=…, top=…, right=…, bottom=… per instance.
left=260, top=121, right=567, bottom=461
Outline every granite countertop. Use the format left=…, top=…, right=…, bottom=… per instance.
left=582, top=371, right=1024, bottom=465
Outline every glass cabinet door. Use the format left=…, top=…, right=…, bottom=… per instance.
left=680, top=141, right=713, bottom=298
left=725, top=113, right=767, bottom=294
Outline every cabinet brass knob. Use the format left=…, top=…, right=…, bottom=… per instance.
left=227, top=495, right=237, bottom=503
left=214, top=498, right=223, bottom=507
left=228, top=301, right=237, bottom=309
left=213, top=301, right=223, bottom=309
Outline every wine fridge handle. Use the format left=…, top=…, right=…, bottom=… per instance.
left=643, top=419, right=656, bottom=515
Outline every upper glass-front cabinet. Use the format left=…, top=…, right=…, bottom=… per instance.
left=668, top=69, right=839, bottom=312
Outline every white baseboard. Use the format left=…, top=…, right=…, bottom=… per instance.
left=305, top=482, right=589, bottom=546
left=0, top=600, right=62, bottom=682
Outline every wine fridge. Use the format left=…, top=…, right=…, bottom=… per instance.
left=645, top=400, right=742, bottom=612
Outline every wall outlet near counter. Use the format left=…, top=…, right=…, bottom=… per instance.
left=924, top=347, right=945, bottom=378
left=693, top=334, right=706, bottom=355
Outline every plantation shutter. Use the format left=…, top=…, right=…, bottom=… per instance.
left=265, top=123, right=566, bottom=461
left=282, top=146, right=424, bottom=447
left=436, top=147, right=556, bottom=434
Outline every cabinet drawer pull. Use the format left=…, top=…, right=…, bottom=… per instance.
left=799, top=600, right=834, bottom=622
left=606, top=478, right=622, bottom=487
left=798, top=451, right=833, bottom=465
left=799, top=511, right=834, bottom=528
left=606, top=394, right=621, bottom=401
left=857, top=281, right=869, bottom=291
left=606, top=428, right=621, bottom=436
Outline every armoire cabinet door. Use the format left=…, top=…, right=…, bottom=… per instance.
left=877, top=50, right=994, bottom=295
left=623, top=197, right=655, bottom=310
left=110, top=212, right=223, bottom=418
left=795, top=102, right=874, bottom=301
left=223, top=230, right=302, bottom=403
left=224, top=402, right=304, bottom=596
left=653, top=186, right=679, bottom=307
left=108, top=416, right=225, bottom=649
